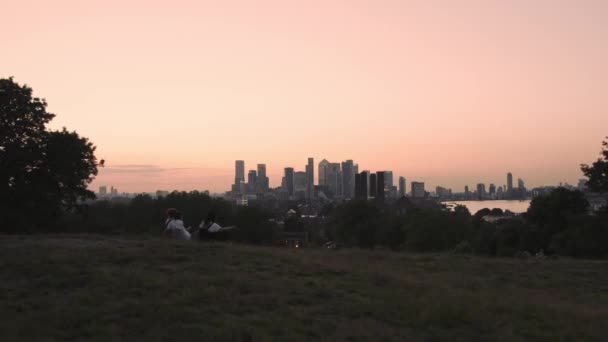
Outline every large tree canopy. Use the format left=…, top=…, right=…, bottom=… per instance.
left=581, top=137, right=608, bottom=193
left=526, top=187, right=589, bottom=250
left=0, top=77, right=101, bottom=231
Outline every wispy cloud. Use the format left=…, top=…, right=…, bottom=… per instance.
left=101, top=165, right=190, bottom=175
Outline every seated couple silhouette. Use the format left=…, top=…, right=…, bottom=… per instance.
left=164, top=209, right=233, bottom=241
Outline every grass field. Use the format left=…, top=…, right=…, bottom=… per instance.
left=1, top=236, right=607, bottom=341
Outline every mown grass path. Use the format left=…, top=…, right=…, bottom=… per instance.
left=1, top=236, right=607, bottom=341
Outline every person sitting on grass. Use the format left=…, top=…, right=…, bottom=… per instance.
left=163, top=208, right=191, bottom=240
left=197, top=212, right=233, bottom=241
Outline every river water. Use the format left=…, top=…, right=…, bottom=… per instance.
left=442, top=200, right=531, bottom=214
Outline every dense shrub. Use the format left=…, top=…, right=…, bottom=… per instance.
left=231, top=206, right=278, bottom=244
left=403, top=210, right=468, bottom=252
left=472, top=221, right=498, bottom=255
left=378, top=217, right=406, bottom=250
left=452, top=241, right=473, bottom=255
left=329, top=200, right=383, bottom=248
left=550, top=214, right=608, bottom=257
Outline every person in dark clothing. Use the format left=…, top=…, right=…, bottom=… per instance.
left=196, top=211, right=233, bottom=241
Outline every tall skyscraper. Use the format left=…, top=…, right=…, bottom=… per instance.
left=247, top=170, right=257, bottom=193
left=411, top=182, right=425, bottom=198
left=341, top=160, right=355, bottom=199
left=99, top=186, right=107, bottom=197
left=369, top=173, right=377, bottom=198
left=477, top=183, right=486, bottom=200
left=398, top=177, right=406, bottom=197
left=306, top=157, right=314, bottom=199
left=294, top=171, right=307, bottom=199
left=362, top=170, right=371, bottom=195
left=247, top=170, right=257, bottom=183
left=376, top=171, right=385, bottom=202
left=235, top=160, right=245, bottom=185
left=465, top=185, right=470, bottom=199
left=336, top=170, right=343, bottom=198
left=355, top=173, right=362, bottom=199
left=382, top=171, right=397, bottom=198
left=318, top=159, right=330, bottom=186
left=327, top=163, right=341, bottom=198
left=257, top=164, right=268, bottom=192
left=284, top=167, right=294, bottom=196
left=361, top=171, right=369, bottom=199
left=518, top=178, right=525, bottom=189
left=489, top=183, right=496, bottom=196
left=384, top=171, right=394, bottom=188
left=355, top=171, right=369, bottom=199
left=507, top=172, right=513, bottom=191
left=257, top=164, right=266, bottom=178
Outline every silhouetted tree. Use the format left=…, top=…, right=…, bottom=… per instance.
left=527, top=188, right=589, bottom=251
left=581, top=137, right=608, bottom=193
left=332, top=200, right=382, bottom=248
left=0, top=77, right=100, bottom=231
left=453, top=204, right=471, bottom=217
left=474, top=208, right=492, bottom=218
left=490, top=208, right=504, bottom=216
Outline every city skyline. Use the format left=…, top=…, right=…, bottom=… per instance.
left=96, top=156, right=573, bottom=198
left=4, top=1, right=607, bottom=193
left=91, top=156, right=590, bottom=194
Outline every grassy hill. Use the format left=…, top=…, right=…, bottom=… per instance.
left=1, top=236, right=607, bottom=341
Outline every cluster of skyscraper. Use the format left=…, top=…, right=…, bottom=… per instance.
left=98, top=185, right=119, bottom=198
left=317, top=159, right=359, bottom=200
left=232, top=160, right=269, bottom=196
left=280, top=158, right=316, bottom=200
left=319, top=160, right=425, bottom=201
left=230, top=158, right=425, bottom=202
left=229, top=160, right=534, bottom=203
left=352, top=172, right=426, bottom=202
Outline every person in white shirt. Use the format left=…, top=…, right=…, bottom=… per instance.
left=164, top=209, right=191, bottom=240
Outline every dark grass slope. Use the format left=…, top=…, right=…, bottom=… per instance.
left=1, top=236, right=607, bottom=341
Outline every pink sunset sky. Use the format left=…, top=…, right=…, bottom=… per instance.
left=3, top=0, right=608, bottom=193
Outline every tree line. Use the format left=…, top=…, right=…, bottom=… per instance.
left=51, top=186, right=608, bottom=257
left=326, top=187, right=607, bottom=257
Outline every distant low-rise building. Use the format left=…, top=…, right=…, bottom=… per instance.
left=436, top=186, right=451, bottom=199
